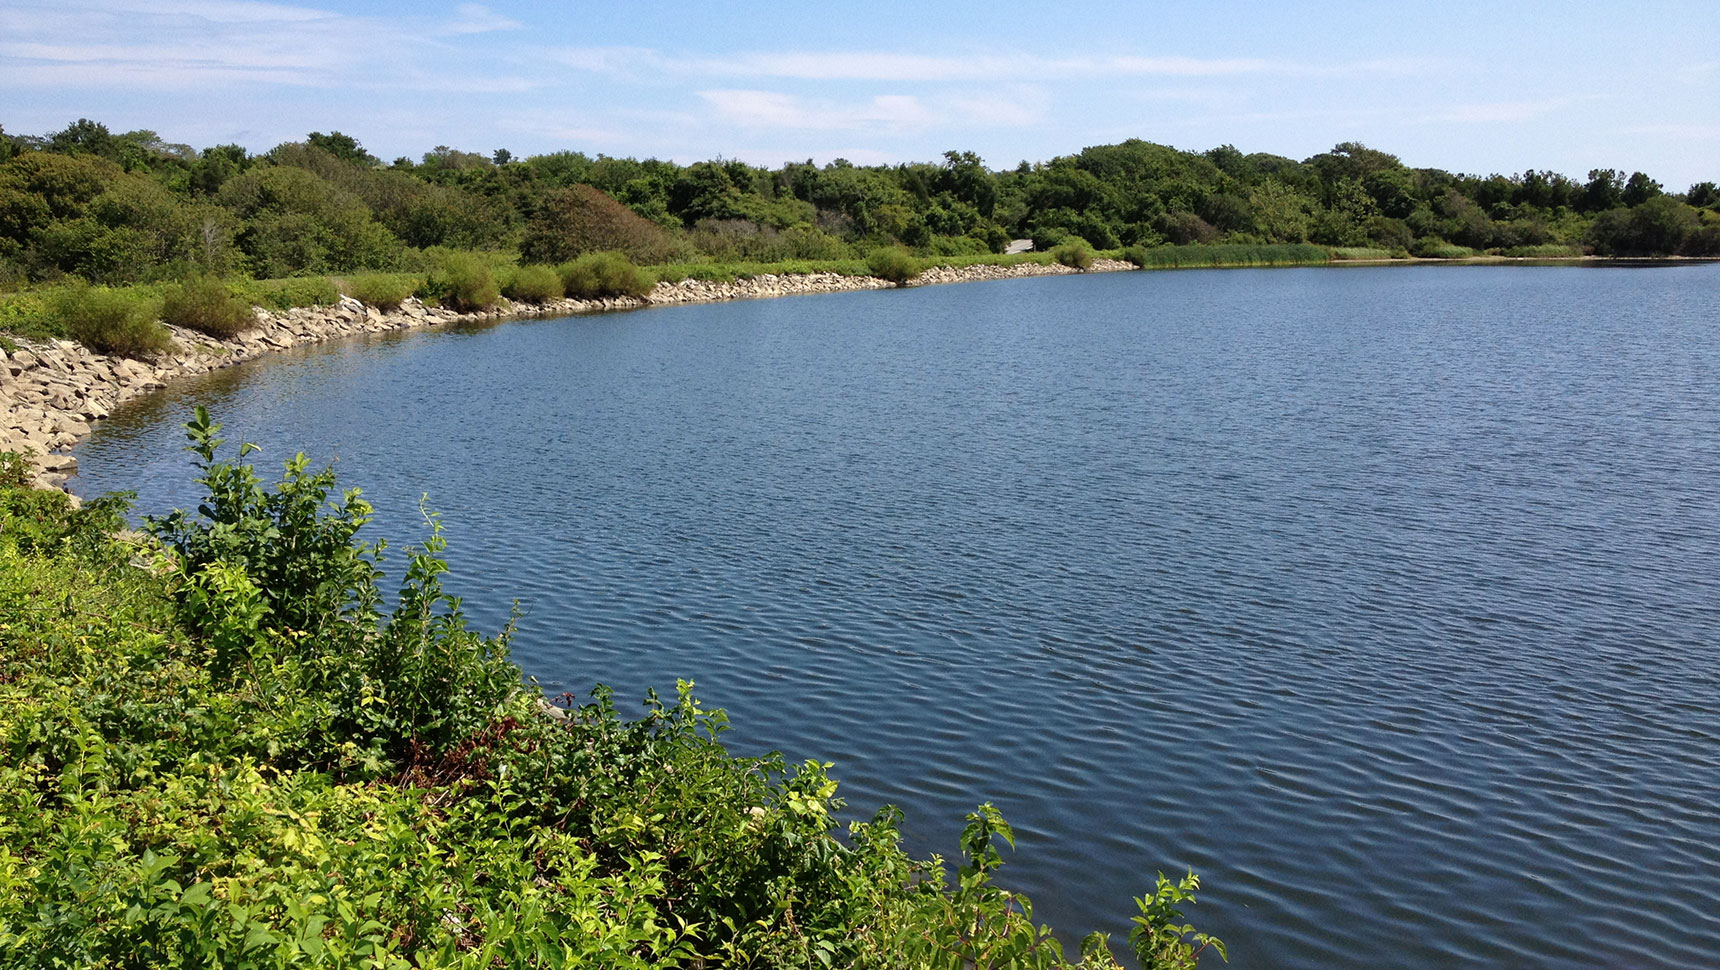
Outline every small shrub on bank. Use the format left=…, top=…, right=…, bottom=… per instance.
left=51, top=282, right=170, bottom=358
left=424, top=252, right=499, bottom=311
left=501, top=263, right=565, bottom=304
left=343, top=273, right=419, bottom=310
left=1051, top=240, right=1095, bottom=270
left=1120, top=245, right=1150, bottom=268
left=866, top=245, right=921, bottom=285
left=558, top=252, right=653, bottom=300
left=161, top=275, right=254, bottom=338
left=236, top=276, right=342, bottom=311
left=1410, top=237, right=1476, bottom=259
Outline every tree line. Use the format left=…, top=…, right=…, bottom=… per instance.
left=2, top=118, right=1716, bottom=287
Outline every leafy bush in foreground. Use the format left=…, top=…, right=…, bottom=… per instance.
left=0, top=417, right=1225, bottom=969
left=161, top=275, right=254, bottom=338
left=50, top=281, right=170, bottom=358
left=866, top=245, right=921, bottom=284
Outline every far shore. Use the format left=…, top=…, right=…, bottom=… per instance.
left=3, top=252, right=1713, bottom=500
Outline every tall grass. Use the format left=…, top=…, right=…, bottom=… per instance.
left=865, top=246, right=922, bottom=285
left=161, top=276, right=254, bottom=338
left=423, top=252, right=500, bottom=311
left=500, top=264, right=565, bottom=304
left=50, top=283, right=171, bottom=358
left=236, top=277, right=342, bottom=311
left=558, top=252, right=653, bottom=300
left=1124, top=243, right=1331, bottom=269
left=342, top=273, right=420, bottom=311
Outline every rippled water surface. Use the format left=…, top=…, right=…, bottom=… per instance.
left=74, top=264, right=1720, bottom=969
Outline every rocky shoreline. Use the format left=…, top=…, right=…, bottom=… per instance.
left=1, top=258, right=1131, bottom=495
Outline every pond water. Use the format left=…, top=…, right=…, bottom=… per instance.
left=73, top=264, right=1720, bottom=969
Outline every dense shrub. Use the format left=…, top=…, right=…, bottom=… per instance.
left=235, top=275, right=341, bottom=310
left=160, top=274, right=254, bottom=338
left=423, top=251, right=499, bottom=310
left=520, top=184, right=680, bottom=265
left=1120, top=244, right=1150, bottom=268
left=558, top=251, right=653, bottom=300
left=50, top=281, right=170, bottom=357
left=865, top=245, right=921, bottom=284
left=501, top=263, right=564, bottom=304
left=1410, top=236, right=1476, bottom=259
left=1051, top=240, right=1095, bottom=270
left=341, top=272, right=418, bottom=310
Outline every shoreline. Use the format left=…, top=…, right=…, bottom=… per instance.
left=7, top=251, right=1712, bottom=497
left=0, top=257, right=1133, bottom=495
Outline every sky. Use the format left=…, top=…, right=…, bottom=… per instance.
left=3, top=0, right=1717, bottom=188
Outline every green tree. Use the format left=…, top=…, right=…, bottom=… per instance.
left=306, top=131, right=378, bottom=166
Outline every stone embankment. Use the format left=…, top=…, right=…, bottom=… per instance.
left=2, top=258, right=1132, bottom=493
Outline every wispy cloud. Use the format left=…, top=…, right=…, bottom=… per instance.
left=695, top=85, right=1049, bottom=134
left=442, top=3, right=521, bottom=35
left=0, top=0, right=533, bottom=93
left=552, top=46, right=1434, bottom=83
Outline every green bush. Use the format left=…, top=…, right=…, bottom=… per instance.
left=1410, top=237, right=1476, bottom=259
left=558, top=252, right=653, bottom=300
left=501, top=263, right=564, bottom=304
left=160, top=275, right=254, bottom=338
left=1500, top=244, right=1584, bottom=259
left=342, top=273, right=418, bottom=311
left=865, top=245, right=921, bottom=285
left=1120, top=245, right=1151, bottom=268
left=50, top=281, right=170, bottom=358
left=1124, top=244, right=1333, bottom=269
left=424, top=252, right=499, bottom=311
left=235, top=276, right=341, bottom=311
left=1051, top=240, right=1095, bottom=270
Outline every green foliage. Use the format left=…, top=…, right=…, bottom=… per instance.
left=520, top=184, right=681, bottom=265
left=1409, top=237, right=1477, bottom=259
left=233, top=275, right=340, bottom=311
left=1125, top=244, right=1330, bottom=269
left=1051, top=240, right=1095, bottom=270
left=501, top=263, right=565, bottom=304
left=0, top=419, right=1227, bottom=969
left=160, top=274, right=254, bottom=338
left=866, top=245, right=922, bottom=284
left=423, top=251, right=499, bottom=311
left=49, top=280, right=170, bottom=357
left=340, top=272, right=418, bottom=311
left=1130, top=872, right=1228, bottom=970
left=557, top=252, right=654, bottom=300
left=1329, top=247, right=1398, bottom=261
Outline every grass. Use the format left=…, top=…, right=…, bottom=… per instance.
left=500, top=264, right=564, bottom=304
left=50, top=283, right=171, bottom=358
left=340, top=273, right=421, bottom=311
left=234, top=276, right=342, bottom=311
left=1501, top=244, right=1585, bottom=258
left=1123, top=243, right=1332, bottom=269
left=558, top=252, right=655, bottom=299
left=1330, top=247, right=1402, bottom=261
left=160, top=276, right=254, bottom=339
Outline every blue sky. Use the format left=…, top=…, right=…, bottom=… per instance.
left=4, top=0, right=1716, bottom=188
